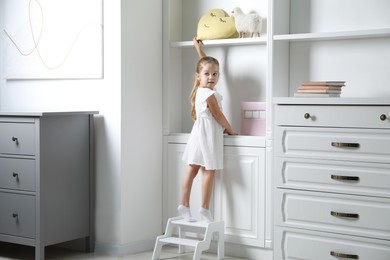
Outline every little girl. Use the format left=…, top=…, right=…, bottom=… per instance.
left=178, top=38, right=236, bottom=223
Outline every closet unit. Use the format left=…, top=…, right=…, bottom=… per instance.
left=162, top=0, right=390, bottom=258
left=271, top=0, right=390, bottom=259
left=162, top=0, right=272, bottom=253
left=273, top=99, right=390, bottom=259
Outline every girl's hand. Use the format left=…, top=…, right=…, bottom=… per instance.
left=193, top=37, right=203, bottom=47
left=224, top=129, right=238, bottom=135
left=193, top=37, right=206, bottom=58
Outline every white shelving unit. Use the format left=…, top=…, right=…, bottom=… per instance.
left=271, top=0, right=390, bottom=99
left=163, top=0, right=269, bottom=135
left=270, top=1, right=390, bottom=259
left=162, top=0, right=390, bottom=258
left=162, top=0, right=273, bottom=258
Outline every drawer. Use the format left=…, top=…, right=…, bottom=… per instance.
left=0, top=122, right=36, bottom=155
left=274, top=226, right=390, bottom=260
left=275, top=189, right=390, bottom=240
left=274, top=157, right=390, bottom=198
left=0, top=157, right=36, bottom=192
left=0, top=192, right=35, bottom=238
left=275, top=105, right=390, bottom=129
left=274, top=126, right=390, bottom=163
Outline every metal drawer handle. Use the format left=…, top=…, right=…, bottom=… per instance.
left=12, top=172, right=19, bottom=178
left=380, top=114, right=387, bottom=121
left=12, top=213, right=18, bottom=218
left=330, top=251, right=359, bottom=259
left=331, top=142, right=360, bottom=148
left=12, top=136, right=18, bottom=142
left=331, top=175, right=359, bottom=182
left=331, top=211, right=359, bottom=219
left=304, top=113, right=311, bottom=119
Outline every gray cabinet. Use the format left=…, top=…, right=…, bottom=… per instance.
left=0, top=111, right=97, bottom=260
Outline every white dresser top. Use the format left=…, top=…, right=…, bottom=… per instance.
left=273, top=97, right=390, bottom=105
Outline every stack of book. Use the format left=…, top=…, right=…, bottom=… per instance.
left=294, top=81, right=345, bottom=97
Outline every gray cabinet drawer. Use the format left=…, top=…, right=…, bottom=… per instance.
left=0, top=157, right=36, bottom=192
left=274, top=226, right=390, bottom=260
left=0, top=123, right=35, bottom=155
left=274, top=127, right=390, bottom=163
left=275, top=189, right=390, bottom=240
left=274, top=157, right=390, bottom=198
left=275, top=105, right=390, bottom=129
left=0, top=192, right=35, bottom=238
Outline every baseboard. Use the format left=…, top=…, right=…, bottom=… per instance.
left=94, top=238, right=155, bottom=256
left=208, top=241, right=274, bottom=260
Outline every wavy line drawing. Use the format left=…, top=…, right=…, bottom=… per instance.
left=3, top=0, right=103, bottom=79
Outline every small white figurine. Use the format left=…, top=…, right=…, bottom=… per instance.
left=231, top=7, right=262, bottom=38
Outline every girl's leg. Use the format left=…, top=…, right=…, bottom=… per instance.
left=178, top=164, right=200, bottom=222
left=199, top=168, right=215, bottom=222
left=181, top=164, right=200, bottom=207
left=201, top=168, right=215, bottom=209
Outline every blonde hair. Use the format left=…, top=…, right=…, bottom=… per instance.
left=190, top=56, right=219, bottom=120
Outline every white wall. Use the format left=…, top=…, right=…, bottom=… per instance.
left=0, top=0, right=162, bottom=256
left=119, top=0, right=163, bottom=252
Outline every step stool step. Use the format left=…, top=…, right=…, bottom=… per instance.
left=159, top=237, right=200, bottom=247
left=171, top=219, right=210, bottom=228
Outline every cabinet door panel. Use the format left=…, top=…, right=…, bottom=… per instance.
left=274, top=157, right=390, bottom=198
left=275, top=105, right=390, bottom=129
left=0, top=122, right=35, bottom=155
left=275, top=189, right=390, bottom=240
left=0, top=157, right=36, bottom=192
left=274, top=127, right=390, bottom=163
left=165, top=143, right=203, bottom=222
left=274, top=226, right=390, bottom=260
left=215, top=146, right=266, bottom=247
left=0, top=192, right=35, bottom=238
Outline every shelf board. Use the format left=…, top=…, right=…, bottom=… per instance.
left=170, top=37, right=267, bottom=48
left=274, top=28, right=390, bottom=42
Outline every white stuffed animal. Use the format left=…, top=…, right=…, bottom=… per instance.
left=231, top=7, right=262, bottom=38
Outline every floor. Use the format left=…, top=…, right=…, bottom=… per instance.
left=0, top=242, right=250, bottom=260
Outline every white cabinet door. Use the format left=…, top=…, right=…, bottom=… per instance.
left=214, top=146, right=266, bottom=247
left=164, top=143, right=267, bottom=247
left=164, top=143, right=203, bottom=224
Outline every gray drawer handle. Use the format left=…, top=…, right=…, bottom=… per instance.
left=12, top=213, right=18, bottom=218
left=12, top=136, right=18, bottom=142
left=12, top=172, right=20, bottom=182
left=331, top=211, right=359, bottom=219
left=380, top=114, right=387, bottom=121
left=304, top=113, right=311, bottom=119
left=330, top=251, right=359, bottom=259
left=331, top=142, right=360, bottom=148
left=331, top=175, right=359, bottom=182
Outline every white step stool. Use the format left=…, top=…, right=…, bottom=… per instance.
left=152, top=216, right=225, bottom=260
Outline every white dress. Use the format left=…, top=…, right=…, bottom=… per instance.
left=182, top=87, right=224, bottom=170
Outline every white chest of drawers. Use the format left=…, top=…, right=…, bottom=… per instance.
left=0, top=111, right=97, bottom=260
left=273, top=98, right=390, bottom=260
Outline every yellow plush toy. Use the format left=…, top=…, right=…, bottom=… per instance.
left=196, top=9, right=238, bottom=40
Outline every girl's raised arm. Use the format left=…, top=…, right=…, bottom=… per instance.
left=193, top=37, right=206, bottom=59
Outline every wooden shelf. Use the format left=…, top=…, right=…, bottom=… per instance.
left=274, top=28, right=390, bottom=42
left=170, top=37, right=267, bottom=48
